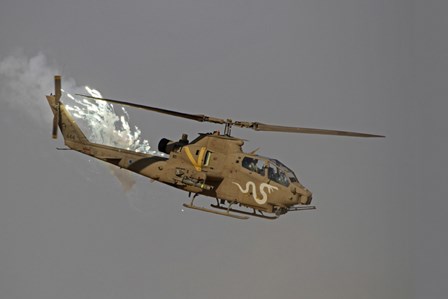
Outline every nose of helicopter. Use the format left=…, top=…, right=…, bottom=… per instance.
left=292, top=184, right=313, bottom=205
left=304, top=192, right=313, bottom=205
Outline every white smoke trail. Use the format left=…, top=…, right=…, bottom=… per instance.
left=0, top=51, right=64, bottom=124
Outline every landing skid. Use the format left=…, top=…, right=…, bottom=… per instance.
left=183, top=194, right=280, bottom=220
left=183, top=203, right=249, bottom=220
left=211, top=205, right=278, bottom=220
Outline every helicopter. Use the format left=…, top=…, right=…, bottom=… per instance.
left=45, top=76, right=384, bottom=220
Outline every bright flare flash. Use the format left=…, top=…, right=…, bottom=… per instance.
left=64, top=87, right=166, bottom=157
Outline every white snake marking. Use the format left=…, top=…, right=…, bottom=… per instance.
left=232, top=181, right=278, bottom=205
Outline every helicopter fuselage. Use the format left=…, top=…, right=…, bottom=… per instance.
left=126, top=133, right=313, bottom=215
left=44, top=75, right=382, bottom=219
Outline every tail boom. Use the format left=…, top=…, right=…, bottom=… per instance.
left=45, top=75, right=168, bottom=182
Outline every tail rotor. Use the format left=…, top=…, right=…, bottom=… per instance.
left=51, top=75, right=61, bottom=139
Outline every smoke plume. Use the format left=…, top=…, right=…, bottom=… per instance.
left=0, top=51, right=165, bottom=191
left=0, top=51, right=64, bottom=124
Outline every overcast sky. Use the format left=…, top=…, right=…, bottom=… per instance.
left=1, top=1, right=447, bottom=298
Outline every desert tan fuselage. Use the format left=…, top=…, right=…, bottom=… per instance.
left=46, top=91, right=312, bottom=217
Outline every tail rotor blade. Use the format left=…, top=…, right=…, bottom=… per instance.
left=52, top=113, right=59, bottom=139
left=51, top=75, right=62, bottom=139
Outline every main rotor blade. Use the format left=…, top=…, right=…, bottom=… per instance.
left=76, top=94, right=227, bottom=125
left=235, top=121, right=384, bottom=137
left=76, top=94, right=384, bottom=137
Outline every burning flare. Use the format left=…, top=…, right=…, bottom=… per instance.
left=63, top=87, right=166, bottom=157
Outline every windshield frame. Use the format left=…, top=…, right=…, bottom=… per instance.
left=241, top=155, right=300, bottom=184
left=265, top=158, right=299, bottom=183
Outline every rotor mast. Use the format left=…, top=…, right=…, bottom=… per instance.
left=224, top=119, right=233, bottom=136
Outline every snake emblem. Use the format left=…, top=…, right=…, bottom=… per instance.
left=232, top=181, right=278, bottom=205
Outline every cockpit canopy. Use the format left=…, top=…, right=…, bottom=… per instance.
left=241, top=156, right=299, bottom=187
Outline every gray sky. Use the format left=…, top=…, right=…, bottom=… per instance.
left=0, top=1, right=446, bottom=298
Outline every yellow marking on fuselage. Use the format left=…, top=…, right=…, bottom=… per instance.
left=184, top=146, right=207, bottom=171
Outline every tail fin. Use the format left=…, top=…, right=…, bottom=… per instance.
left=46, top=75, right=89, bottom=145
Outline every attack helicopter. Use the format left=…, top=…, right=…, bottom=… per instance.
left=46, top=76, right=383, bottom=220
